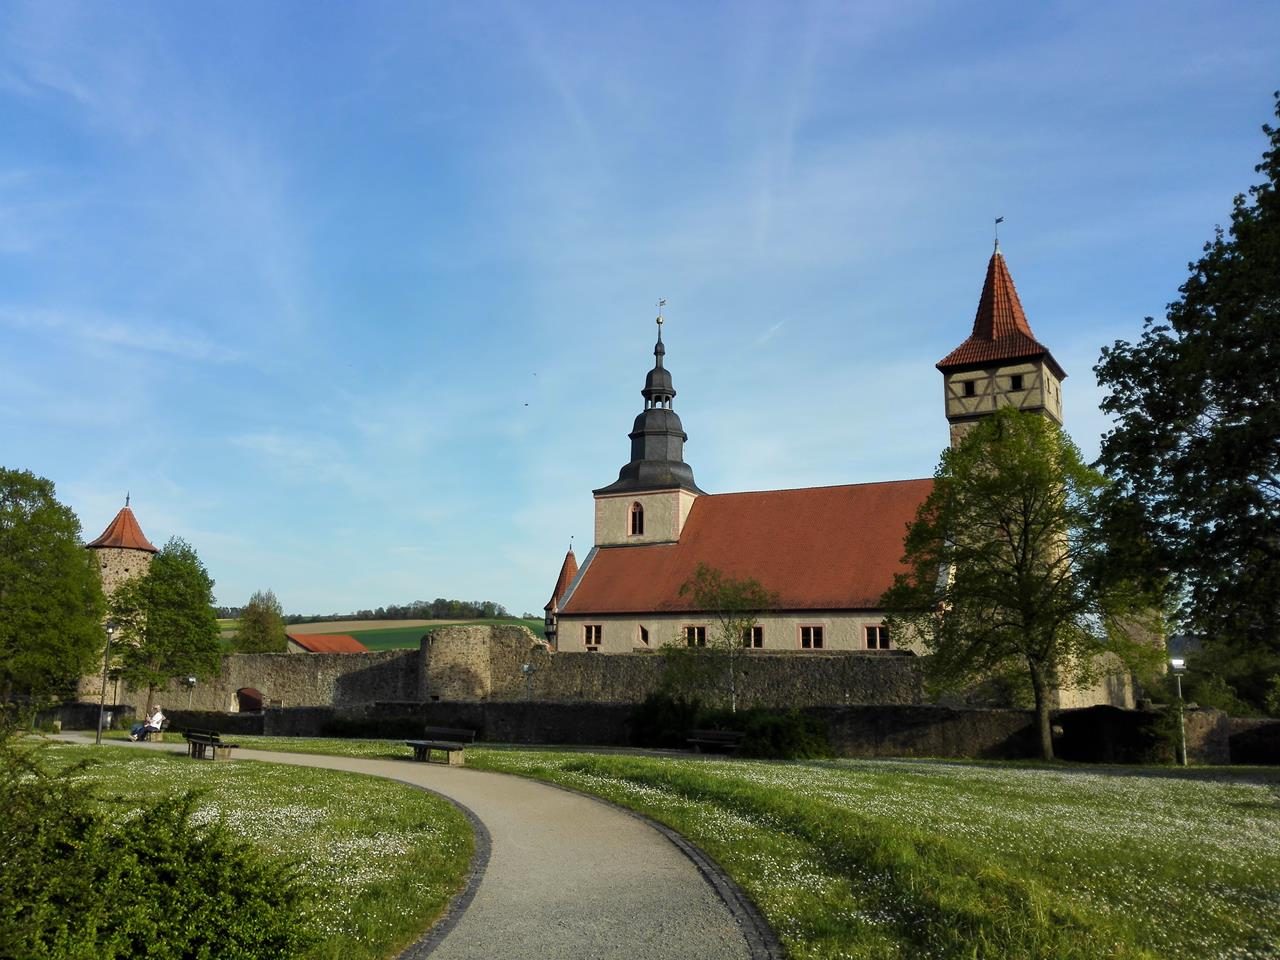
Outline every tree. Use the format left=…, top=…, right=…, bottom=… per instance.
left=0, top=468, right=104, bottom=704
left=667, top=563, right=779, bottom=713
left=234, top=589, right=286, bottom=653
left=1095, top=93, right=1280, bottom=710
left=110, top=537, right=222, bottom=706
left=882, top=408, right=1162, bottom=760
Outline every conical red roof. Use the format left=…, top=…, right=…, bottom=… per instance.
left=87, top=506, right=158, bottom=553
left=937, top=251, right=1066, bottom=379
left=545, top=548, right=579, bottom=611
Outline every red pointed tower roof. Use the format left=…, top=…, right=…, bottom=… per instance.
left=937, top=249, right=1066, bottom=379
left=545, top=547, right=579, bottom=612
left=87, top=501, right=158, bottom=553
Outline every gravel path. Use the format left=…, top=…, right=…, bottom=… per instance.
left=71, top=738, right=774, bottom=959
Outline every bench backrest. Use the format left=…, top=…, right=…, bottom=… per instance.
left=183, top=728, right=221, bottom=742
left=688, top=729, right=744, bottom=741
left=422, top=726, right=476, bottom=742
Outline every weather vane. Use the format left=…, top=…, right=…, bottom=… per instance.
left=656, top=298, right=666, bottom=326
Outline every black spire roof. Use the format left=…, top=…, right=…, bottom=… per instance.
left=594, top=318, right=704, bottom=496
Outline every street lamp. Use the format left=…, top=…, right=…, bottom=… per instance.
left=520, top=662, right=536, bottom=700
left=184, top=676, right=197, bottom=709
left=1170, top=657, right=1188, bottom=767
left=95, top=621, right=117, bottom=746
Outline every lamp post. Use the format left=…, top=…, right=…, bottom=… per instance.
left=95, top=621, right=116, bottom=746
left=521, top=662, right=536, bottom=700
left=1170, top=657, right=1188, bottom=767
left=184, top=676, right=197, bottom=709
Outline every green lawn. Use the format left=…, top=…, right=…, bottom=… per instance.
left=347, top=618, right=545, bottom=650
left=208, top=736, right=1280, bottom=959
left=44, top=742, right=473, bottom=960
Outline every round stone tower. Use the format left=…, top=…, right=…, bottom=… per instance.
left=86, top=497, right=159, bottom=596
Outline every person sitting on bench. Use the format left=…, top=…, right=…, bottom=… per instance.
left=130, top=705, right=165, bottom=741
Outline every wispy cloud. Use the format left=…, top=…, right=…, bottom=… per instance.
left=0, top=306, right=241, bottom=363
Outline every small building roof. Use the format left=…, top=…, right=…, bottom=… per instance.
left=545, top=547, right=579, bottom=612
left=560, top=478, right=933, bottom=615
left=86, top=505, right=158, bottom=553
left=285, top=632, right=368, bottom=653
left=937, top=250, right=1066, bottom=379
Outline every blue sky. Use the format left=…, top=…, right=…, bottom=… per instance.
left=2, top=1, right=1277, bottom=616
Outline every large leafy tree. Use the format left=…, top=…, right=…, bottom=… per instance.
left=1095, top=93, right=1280, bottom=708
left=883, top=409, right=1162, bottom=760
left=111, top=537, right=222, bottom=706
left=0, top=468, right=105, bottom=703
left=234, top=589, right=287, bottom=653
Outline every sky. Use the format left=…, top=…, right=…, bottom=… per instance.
left=1, top=1, right=1277, bottom=617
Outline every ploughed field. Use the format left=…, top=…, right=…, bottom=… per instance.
left=211, top=736, right=1280, bottom=960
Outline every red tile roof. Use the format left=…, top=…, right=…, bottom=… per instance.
left=285, top=633, right=368, bottom=653
left=86, top=506, right=158, bottom=553
left=937, top=251, right=1066, bottom=379
left=545, top=548, right=579, bottom=611
left=561, top=479, right=933, bottom=614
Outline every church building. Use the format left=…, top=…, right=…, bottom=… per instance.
left=547, top=247, right=1066, bottom=654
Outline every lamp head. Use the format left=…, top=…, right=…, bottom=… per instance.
left=1170, top=657, right=1186, bottom=672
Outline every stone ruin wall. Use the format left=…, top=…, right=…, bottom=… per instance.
left=98, top=623, right=1135, bottom=715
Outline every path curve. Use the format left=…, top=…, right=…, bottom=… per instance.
left=80, top=739, right=776, bottom=959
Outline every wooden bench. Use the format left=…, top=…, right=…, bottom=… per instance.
left=687, top=729, right=745, bottom=754
left=183, top=728, right=240, bottom=761
left=405, top=726, right=476, bottom=766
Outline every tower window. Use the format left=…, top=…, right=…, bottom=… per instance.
left=630, top=502, right=645, bottom=536
left=800, top=626, right=824, bottom=649
left=865, top=625, right=890, bottom=649
left=1009, top=374, right=1024, bottom=391
left=963, top=380, right=976, bottom=397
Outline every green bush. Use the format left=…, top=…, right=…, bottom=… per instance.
left=629, top=693, right=702, bottom=748
left=699, top=707, right=832, bottom=759
left=0, top=733, right=312, bottom=959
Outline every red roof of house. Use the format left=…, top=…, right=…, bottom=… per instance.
left=937, top=251, right=1066, bottom=379
left=285, top=633, right=368, bottom=653
left=86, top=506, right=158, bottom=553
left=560, top=478, right=933, bottom=615
left=545, top=548, right=579, bottom=611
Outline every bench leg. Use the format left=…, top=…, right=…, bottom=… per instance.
left=446, top=750, right=465, bottom=766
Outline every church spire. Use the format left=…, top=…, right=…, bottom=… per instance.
left=593, top=306, right=704, bottom=496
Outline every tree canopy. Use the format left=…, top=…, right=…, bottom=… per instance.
left=234, top=589, right=287, bottom=653
left=668, top=563, right=778, bottom=713
left=110, top=537, right=222, bottom=702
left=0, top=468, right=105, bottom=703
left=883, top=409, right=1162, bottom=759
left=1095, top=92, right=1280, bottom=709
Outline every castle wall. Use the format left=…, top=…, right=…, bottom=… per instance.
left=92, top=546, right=153, bottom=597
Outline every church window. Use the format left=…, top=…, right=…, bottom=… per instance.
left=963, top=380, right=976, bottom=397
left=684, top=625, right=707, bottom=647
left=638, top=626, right=649, bottom=646
left=800, top=626, right=824, bottom=649
left=865, top=625, right=890, bottom=649
left=584, top=625, right=602, bottom=651
left=1009, top=374, right=1024, bottom=391
left=630, top=502, right=645, bottom=536
left=742, top=626, right=763, bottom=648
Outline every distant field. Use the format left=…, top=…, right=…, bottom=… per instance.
left=291, top=618, right=546, bottom=651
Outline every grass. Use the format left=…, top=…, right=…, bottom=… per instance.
left=346, top=618, right=546, bottom=651
left=204, top=735, right=1280, bottom=959
left=41, top=741, right=473, bottom=960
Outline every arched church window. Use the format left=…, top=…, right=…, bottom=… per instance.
left=630, top=502, right=645, bottom=536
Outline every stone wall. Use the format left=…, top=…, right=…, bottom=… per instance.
left=92, top=545, right=153, bottom=597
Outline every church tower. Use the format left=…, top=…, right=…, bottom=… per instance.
left=591, top=312, right=704, bottom=546
left=86, top=497, right=158, bottom=597
left=937, top=246, right=1067, bottom=447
